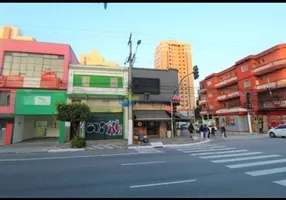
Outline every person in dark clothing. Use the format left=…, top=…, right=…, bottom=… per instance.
left=188, top=123, right=194, bottom=138
left=203, top=125, right=208, bottom=138
left=199, top=124, right=204, bottom=138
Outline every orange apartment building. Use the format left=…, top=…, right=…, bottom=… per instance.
left=198, top=44, right=286, bottom=133
left=154, top=40, right=195, bottom=117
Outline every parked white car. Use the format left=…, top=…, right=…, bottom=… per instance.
left=268, top=124, right=286, bottom=138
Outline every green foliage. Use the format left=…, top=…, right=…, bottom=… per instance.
left=55, top=103, right=91, bottom=123
left=70, top=136, right=86, bottom=148
left=194, top=106, right=201, bottom=120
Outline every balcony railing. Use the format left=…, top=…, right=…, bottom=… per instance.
left=199, top=99, right=207, bottom=105
left=216, top=91, right=240, bottom=101
left=200, top=110, right=208, bottom=115
left=253, top=58, right=286, bottom=76
left=216, top=107, right=247, bottom=115
left=199, top=88, right=207, bottom=94
left=256, top=78, right=286, bottom=92
left=215, top=76, right=238, bottom=89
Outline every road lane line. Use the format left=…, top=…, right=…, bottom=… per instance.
left=191, top=149, right=248, bottom=156
left=178, top=146, right=227, bottom=152
left=91, top=146, right=105, bottom=149
left=274, top=179, right=286, bottom=187
left=226, top=159, right=286, bottom=169
left=130, top=179, right=196, bottom=188
left=212, top=155, right=281, bottom=163
left=184, top=147, right=236, bottom=153
left=246, top=167, right=286, bottom=176
left=121, top=161, right=166, bottom=166
left=200, top=152, right=263, bottom=159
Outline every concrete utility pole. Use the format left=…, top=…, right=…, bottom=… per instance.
left=125, top=33, right=141, bottom=145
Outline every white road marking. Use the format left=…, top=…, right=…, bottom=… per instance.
left=200, top=152, right=263, bottom=159
left=91, top=146, right=105, bottom=149
left=108, top=144, right=123, bottom=148
left=183, top=147, right=236, bottom=153
left=246, top=167, right=286, bottom=176
left=226, top=159, right=286, bottom=169
left=191, top=150, right=248, bottom=156
left=130, top=179, right=196, bottom=189
left=175, top=145, right=220, bottom=151
left=178, top=146, right=227, bottom=152
left=212, top=155, right=281, bottom=163
left=100, top=145, right=114, bottom=149
left=274, top=179, right=286, bottom=187
left=121, top=161, right=166, bottom=166
left=0, top=152, right=163, bottom=162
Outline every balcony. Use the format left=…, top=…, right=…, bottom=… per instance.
left=253, top=58, right=286, bottom=76
left=216, top=107, right=248, bottom=115
left=216, top=91, right=240, bottom=101
left=199, top=99, right=207, bottom=105
left=256, top=78, right=286, bottom=92
left=200, top=110, right=208, bottom=115
left=199, top=88, right=207, bottom=94
left=215, top=76, right=238, bottom=89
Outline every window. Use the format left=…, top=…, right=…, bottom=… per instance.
left=208, top=93, right=213, bottom=97
left=2, top=52, right=64, bottom=79
left=82, top=76, right=90, bottom=87
left=209, top=105, right=214, bottom=109
left=244, top=80, right=251, bottom=88
left=110, top=77, right=118, bottom=88
left=0, top=91, right=10, bottom=106
left=207, top=81, right=212, bottom=86
left=241, top=65, right=249, bottom=72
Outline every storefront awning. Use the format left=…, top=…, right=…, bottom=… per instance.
left=134, top=110, right=171, bottom=121
left=166, top=111, right=191, bottom=122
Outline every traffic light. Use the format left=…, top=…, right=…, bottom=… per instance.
left=193, top=65, right=199, bottom=80
left=245, top=92, right=250, bottom=109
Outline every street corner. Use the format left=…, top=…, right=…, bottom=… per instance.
left=160, top=138, right=211, bottom=148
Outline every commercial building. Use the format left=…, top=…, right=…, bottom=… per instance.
left=0, top=25, right=36, bottom=41
left=79, top=50, right=119, bottom=67
left=154, top=40, right=195, bottom=117
left=67, top=65, right=128, bottom=141
left=0, top=34, right=78, bottom=145
left=132, top=68, right=184, bottom=140
left=198, top=43, right=286, bottom=132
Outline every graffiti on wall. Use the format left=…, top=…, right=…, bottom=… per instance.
left=86, top=119, right=123, bottom=136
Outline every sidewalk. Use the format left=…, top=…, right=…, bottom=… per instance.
left=210, top=132, right=269, bottom=141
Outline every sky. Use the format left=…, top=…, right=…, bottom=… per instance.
left=1, top=3, right=286, bottom=91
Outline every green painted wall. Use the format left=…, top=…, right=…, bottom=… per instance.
left=73, top=74, right=123, bottom=88
left=15, top=89, right=67, bottom=115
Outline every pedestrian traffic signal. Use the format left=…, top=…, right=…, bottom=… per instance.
left=193, top=65, right=199, bottom=80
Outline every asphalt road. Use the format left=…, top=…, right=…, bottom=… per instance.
left=1, top=137, right=286, bottom=198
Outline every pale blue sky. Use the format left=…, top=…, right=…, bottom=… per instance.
left=1, top=3, right=286, bottom=89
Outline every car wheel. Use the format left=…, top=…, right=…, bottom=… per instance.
left=269, top=132, right=276, bottom=138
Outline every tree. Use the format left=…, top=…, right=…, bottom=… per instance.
left=55, top=103, right=91, bottom=138
left=194, top=106, right=201, bottom=120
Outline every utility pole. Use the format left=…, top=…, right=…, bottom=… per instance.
left=125, top=33, right=141, bottom=145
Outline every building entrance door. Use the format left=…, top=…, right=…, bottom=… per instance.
left=0, top=121, right=6, bottom=144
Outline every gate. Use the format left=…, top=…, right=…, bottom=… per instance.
left=85, top=113, right=123, bottom=140
left=0, top=121, right=6, bottom=144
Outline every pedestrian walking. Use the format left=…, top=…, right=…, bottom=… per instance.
left=203, top=124, right=208, bottom=139
left=199, top=124, right=204, bottom=139
left=188, top=123, right=194, bottom=138
left=209, top=126, right=215, bottom=138
left=258, top=121, right=263, bottom=134
left=221, top=123, right=226, bottom=138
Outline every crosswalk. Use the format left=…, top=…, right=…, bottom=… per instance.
left=169, top=144, right=286, bottom=188
left=133, top=148, right=164, bottom=154
left=86, top=144, right=125, bottom=150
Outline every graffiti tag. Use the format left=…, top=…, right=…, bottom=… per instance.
left=86, top=120, right=123, bottom=136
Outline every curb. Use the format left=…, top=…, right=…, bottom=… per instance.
left=48, top=148, right=85, bottom=153
left=128, top=139, right=211, bottom=149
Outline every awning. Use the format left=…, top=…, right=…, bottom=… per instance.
left=0, top=114, right=14, bottom=119
left=134, top=110, right=171, bottom=121
left=165, top=111, right=191, bottom=122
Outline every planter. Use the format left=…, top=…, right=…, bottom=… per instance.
left=167, top=130, right=171, bottom=138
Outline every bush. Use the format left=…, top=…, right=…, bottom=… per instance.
left=70, top=136, right=86, bottom=148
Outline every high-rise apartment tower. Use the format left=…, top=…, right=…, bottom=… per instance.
left=154, top=40, right=195, bottom=115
